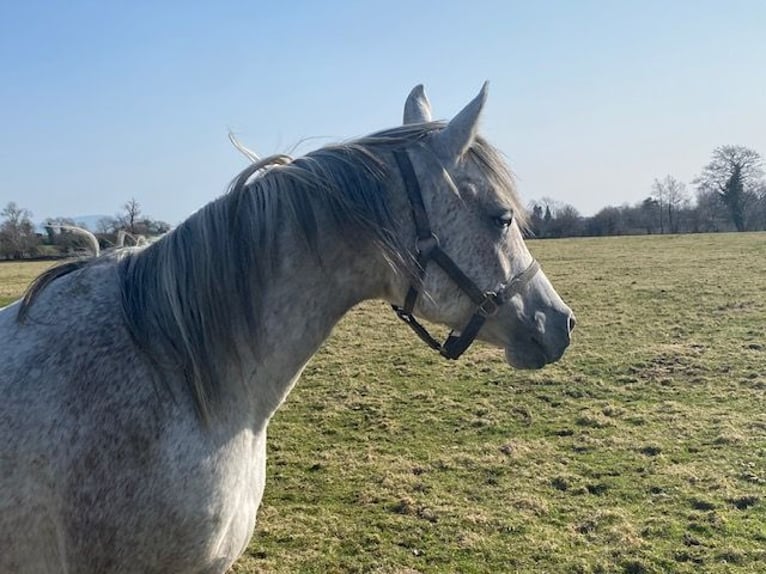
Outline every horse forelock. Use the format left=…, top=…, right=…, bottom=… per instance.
left=467, top=136, right=530, bottom=232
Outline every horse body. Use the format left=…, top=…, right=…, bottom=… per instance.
left=0, top=84, right=575, bottom=572
left=0, top=265, right=242, bottom=572
left=0, top=223, right=365, bottom=572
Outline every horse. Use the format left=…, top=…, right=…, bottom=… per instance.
left=116, top=229, right=149, bottom=248
left=0, top=83, right=575, bottom=573
left=45, top=224, right=101, bottom=256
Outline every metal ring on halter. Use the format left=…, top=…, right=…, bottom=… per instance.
left=416, top=233, right=439, bottom=256
left=476, top=293, right=500, bottom=318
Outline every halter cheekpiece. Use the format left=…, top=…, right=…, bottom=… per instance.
left=391, top=149, right=540, bottom=360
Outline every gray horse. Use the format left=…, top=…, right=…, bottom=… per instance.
left=0, top=84, right=574, bottom=573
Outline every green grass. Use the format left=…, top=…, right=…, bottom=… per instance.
left=4, top=234, right=766, bottom=573
left=0, top=260, right=54, bottom=307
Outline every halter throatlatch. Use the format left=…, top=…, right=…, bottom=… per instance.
left=391, top=149, right=540, bottom=360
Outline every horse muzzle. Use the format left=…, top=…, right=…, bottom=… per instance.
left=503, top=307, right=575, bottom=369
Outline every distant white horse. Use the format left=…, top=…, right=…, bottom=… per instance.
left=116, top=229, right=150, bottom=248
left=46, top=224, right=101, bottom=256
left=0, top=84, right=574, bottom=573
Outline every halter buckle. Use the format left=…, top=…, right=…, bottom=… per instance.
left=477, top=292, right=500, bottom=318
left=393, top=305, right=412, bottom=321
left=416, top=233, right=439, bottom=256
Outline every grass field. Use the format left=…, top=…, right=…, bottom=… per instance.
left=3, top=233, right=765, bottom=573
left=0, top=260, right=55, bottom=308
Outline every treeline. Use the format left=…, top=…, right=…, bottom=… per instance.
left=531, top=145, right=766, bottom=238
left=529, top=186, right=766, bottom=238
left=2, top=145, right=764, bottom=259
left=0, top=199, right=170, bottom=260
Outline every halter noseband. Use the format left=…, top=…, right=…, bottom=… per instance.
left=391, top=149, right=540, bottom=360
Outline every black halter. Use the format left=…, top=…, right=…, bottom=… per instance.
left=391, top=149, right=540, bottom=360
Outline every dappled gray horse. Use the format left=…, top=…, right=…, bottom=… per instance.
left=0, top=84, right=574, bottom=573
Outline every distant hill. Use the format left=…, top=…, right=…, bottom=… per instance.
left=70, top=215, right=110, bottom=231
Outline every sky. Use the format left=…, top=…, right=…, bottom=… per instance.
left=1, top=0, right=765, bottom=225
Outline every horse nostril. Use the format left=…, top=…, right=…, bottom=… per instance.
left=568, top=313, right=577, bottom=333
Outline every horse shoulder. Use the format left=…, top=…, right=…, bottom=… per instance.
left=0, top=260, right=267, bottom=572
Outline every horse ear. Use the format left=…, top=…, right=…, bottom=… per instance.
left=435, top=81, right=489, bottom=160
left=403, top=84, right=432, bottom=124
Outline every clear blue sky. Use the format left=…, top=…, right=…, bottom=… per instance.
left=2, top=0, right=765, bottom=224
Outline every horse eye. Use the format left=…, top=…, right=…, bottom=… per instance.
left=492, top=212, right=514, bottom=230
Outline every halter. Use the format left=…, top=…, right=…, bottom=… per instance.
left=391, top=149, right=540, bottom=360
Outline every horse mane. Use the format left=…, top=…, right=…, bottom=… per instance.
left=18, top=122, right=526, bottom=421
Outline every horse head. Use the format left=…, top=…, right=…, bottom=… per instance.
left=389, top=83, right=575, bottom=368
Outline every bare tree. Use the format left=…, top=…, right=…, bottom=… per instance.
left=652, top=175, right=689, bottom=233
left=695, top=146, right=764, bottom=231
left=547, top=204, right=584, bottom=237
left=586, top=206, right=625, bottom=236
left=96, top=216, right=119, bottom=235
left=0, top=202, right=40, bottom=259
left=527, top=202, right=544, bottom=238
left=750, top=180, right=766, bottom=231
left=639, top=197, right=661, bottom=234
left=2, top=202, right=31, bottom=226
left=651, top=179, right=666, bottom=233
left=120, top=198, right=142, bottom=234
left=540, top=197, right=560, bottom=238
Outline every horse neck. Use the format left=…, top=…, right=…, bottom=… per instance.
left=234, top=208, right=394, bottom=424
left=121, top=150, right=414, bottom=428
